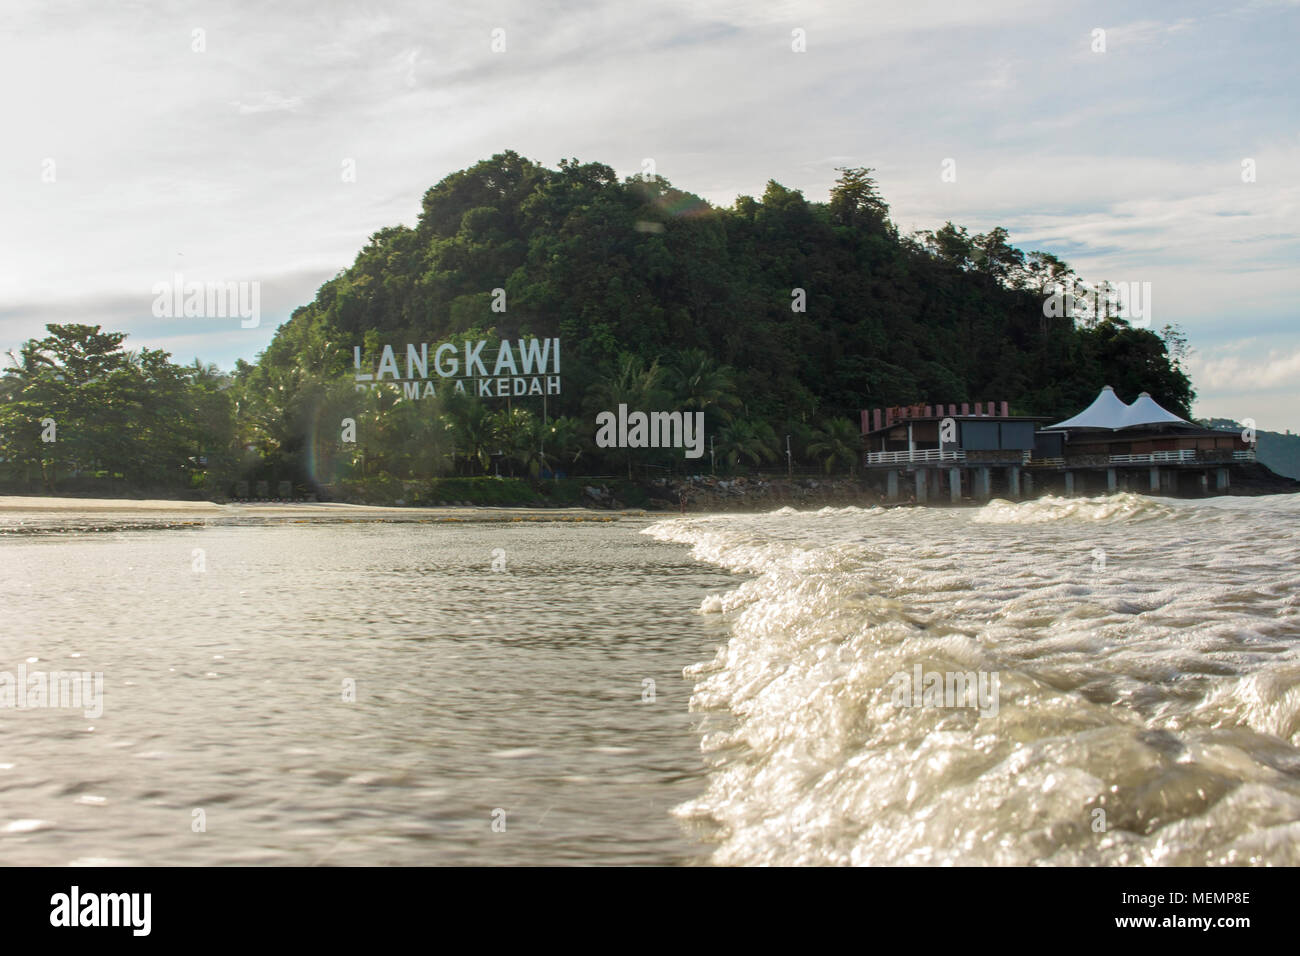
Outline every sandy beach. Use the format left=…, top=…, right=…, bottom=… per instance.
left=0, top=495, right=643, bottom=523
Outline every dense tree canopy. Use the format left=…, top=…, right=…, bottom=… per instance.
left=0, top=325, right=233, bottom=491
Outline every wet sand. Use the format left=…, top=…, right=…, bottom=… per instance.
left=0, top=495, right=644, bottom=525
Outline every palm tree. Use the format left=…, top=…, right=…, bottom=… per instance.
left=440, top=392, right=498, bottom=475
left=590, top=353, right=667, bottom=409
left=537, top=416, right=582, bottom=478
left=187, top=358, right=224, bottom=386
left=667, top=348, right=741, bottom=422
left=588, top=353, right=669, bottom=478
left=808, top=417, right=861, bottom=476
left=718, top=418, right=778, bottom=471
left=489, top=406, right=536, bottom=477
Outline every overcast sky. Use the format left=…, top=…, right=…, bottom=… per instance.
left=2, top=0, right=1296, bottom=428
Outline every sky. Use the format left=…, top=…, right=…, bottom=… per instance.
left=1, top=0, right=1297, bottom=429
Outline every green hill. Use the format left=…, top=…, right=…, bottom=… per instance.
left=234, top=151, right=1194, bottom=491
left=2, top=151, right=1199, bottom=498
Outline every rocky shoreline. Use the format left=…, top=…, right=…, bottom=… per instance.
left=629, top=475, right=886, bottom=512
left=3, top=462, right=1294, bottom=518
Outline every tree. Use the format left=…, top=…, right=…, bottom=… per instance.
left=829, top=166, right=890, bottom=229
left=588, top=353, right=669, bottom=477
left=440, top=392, right=499, bottom=475
left=0, top=325, right=234, bottom=492
left=1081, top=320, right=1195, bottom=419
left=971, top=227, right=1024, bottom=285
left=808, top=417, right=862, bottom=476
left=490, top=406, right=536, bottom=477
left=718, top=418, right=778, bottom=471
left=667, top=348, right=740, bottom=427
left=1159, top=324, right=1190, bottom=367
left=1, top=155, right=1202, bottom=497
left=918, top=222, right=975, bottom=269
left=538, top=416, right=583, bottom=476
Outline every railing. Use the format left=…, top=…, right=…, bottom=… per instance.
left=1109, top=450, right=1196, bottom=464
left=864, top=448, right=965, bottom=464
left=966, top=449, right=1255, bottom=469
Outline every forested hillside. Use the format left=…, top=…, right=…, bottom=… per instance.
left=2, top=151, right=1196, bottom=498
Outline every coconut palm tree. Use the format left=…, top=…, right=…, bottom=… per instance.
left=667, top=348, right=741, bottom=422
left=186, top=358, right=225, bottom=386
left=588, top=352, right=669, bottom=478
left=718, top=418, right=778, bottom=471
left=536, top=415, right=582, bottom=478
left=440, top=392, right=498, bottom=475
left=489, top=406, right=536, bottom=477
left=808, top=417, right=862, bottom=476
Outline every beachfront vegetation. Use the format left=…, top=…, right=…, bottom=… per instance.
left=0, top=152, right=1195, bottom=498
left=0, top=326, right=235, bottom=493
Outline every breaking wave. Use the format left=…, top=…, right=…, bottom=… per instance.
left=646, top=494, right=1300, bottom=865
left=973, top=492, right=1177, bottom=525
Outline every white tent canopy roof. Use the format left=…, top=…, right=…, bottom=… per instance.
left=1044, top=385, right=1131, bottom=429
left=1120, top=392, right=1191, bottom=428
left=1044, top=386, right=1192, bottom=430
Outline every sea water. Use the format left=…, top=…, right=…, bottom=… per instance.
left=2, top=493, right=1297, bottom=866
left=646, top=493, right=1300, bottom=865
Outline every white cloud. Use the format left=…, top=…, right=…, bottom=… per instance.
left=234, top=91, right=305, bottom=114
left=0, top=0, right=1296, bottom=424
left=1184, top=337, right=1300, bottom=430
left=1187, top=344, right=1300, bottom=392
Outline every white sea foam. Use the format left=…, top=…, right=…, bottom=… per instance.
left=973, top=492, right=1177, bottom=524
left=646, top=492, right=1300, bottom=865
